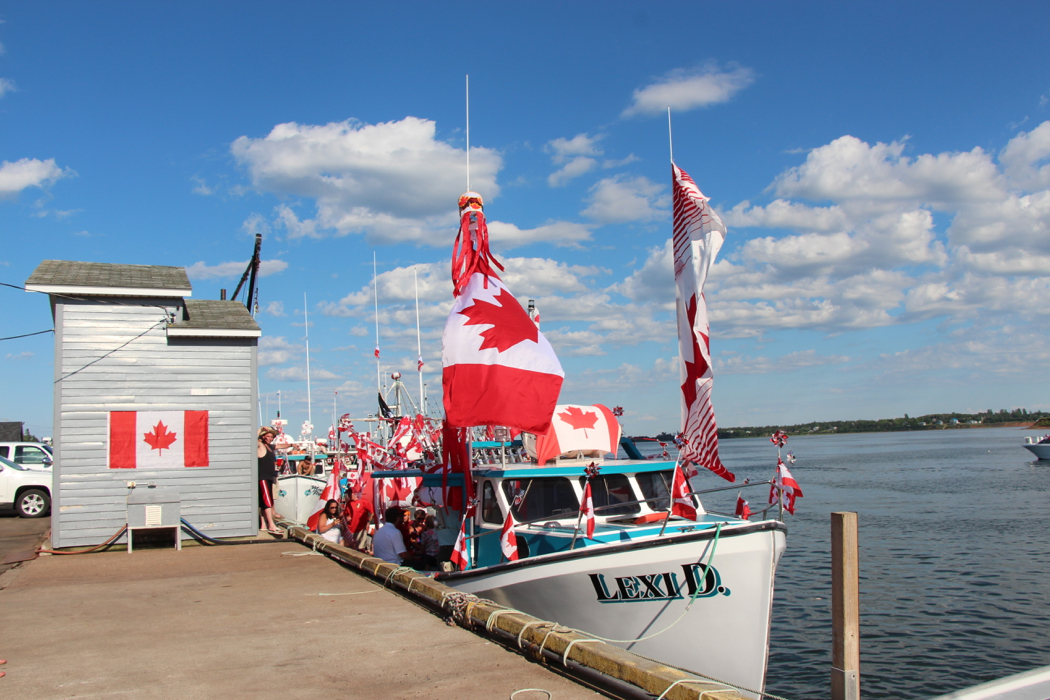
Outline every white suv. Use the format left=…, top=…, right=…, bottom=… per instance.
left=0, top=455, right=52, bottom=517
left=0, top=442, right=54, bottom=471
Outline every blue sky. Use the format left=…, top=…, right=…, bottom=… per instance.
left=3, top=2, right=1049, bottom=439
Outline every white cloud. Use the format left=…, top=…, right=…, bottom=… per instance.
left=242, top=213, right=271, bottom=236
left=725, top=200, right=848, bottom=232
left=999, top=121, right=1050, bottom=190
left=583, top=175, right=668, bottom=224
left=231, top=117, right=501, bottom=244
left=772, top=135, right=1002, bottom=208
left=184, top=259, right=289, bottom=280
left=546, top=133, right=603, bottom=186
left=0, top=158, right=71, bottom=199
left=623, top=64, right=755, bottom=117
left=5, top=351, right=33, bottom=361
left=716, top=349, right=851, bottom=375
left=262, top=301, right=286, bottom=316
left=487, top=219, right=593, bottom=248
left=191, top=175, right=214, bottom=196
left=258, top=336, right=301, bottom=366
left=0, top=78, right=14, bottom=98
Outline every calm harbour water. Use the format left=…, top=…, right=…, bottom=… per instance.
left=638, top=428, right=1050, bottom=700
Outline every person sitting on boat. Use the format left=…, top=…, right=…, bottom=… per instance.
left=342, top=489, right=371, bottom=551
left=420, top=515, right=440, bottom=570
left=297, top=455, right=315, bottom=476
left=316, top=499, right=343, bottom=544
left=373, top=507, right=422, bottom=567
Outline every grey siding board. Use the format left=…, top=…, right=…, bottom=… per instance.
left=51, top=297, right=259, bottom=548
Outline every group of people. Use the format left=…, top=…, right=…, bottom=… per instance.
left=372, top=506, right=441, bottom=569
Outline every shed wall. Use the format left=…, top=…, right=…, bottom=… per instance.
left=52, top=298, right=258, bottom=548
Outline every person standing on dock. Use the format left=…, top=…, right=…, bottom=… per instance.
left=257, top=427, right=280, bottom=535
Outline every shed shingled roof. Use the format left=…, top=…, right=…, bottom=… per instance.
left=26, top=260, right=191, bottom=292
left=170, top=300, right=261, bottom=333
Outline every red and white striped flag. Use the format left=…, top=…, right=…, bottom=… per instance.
left=450, top=518, right=469, bottom=570
left=418, top=355, right=424, bottom=371
left=769, top=458, right=804, bottom=514
left=499, top=511, right=519, bottom=561
left=109, top=410, right=209, bottom=468
left=670, top=462, right=698, bottom=520
left=580, top=481, right=596, bottom=539
left=672, top=163, right=734, bottom=483
left=374, top=345, right=380, bottom=359
left=735, top=494, right=752, bottom=520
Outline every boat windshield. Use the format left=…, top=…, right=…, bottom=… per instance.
left=636, top=470, right=673, bottom=510
left=502, top=477, right=579, bottom=522
left=578, top=474, right=640, bottom=516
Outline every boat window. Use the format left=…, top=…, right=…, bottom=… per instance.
left=502, top=478, right=579, bottom=522
left=578, top=474, right=640, bottom=516
left=481, top=481, right=503, bottom=524
left=637, top=471, right=673, bottom=511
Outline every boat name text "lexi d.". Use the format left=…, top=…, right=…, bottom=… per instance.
left=589, top=563, right=731, bottom=603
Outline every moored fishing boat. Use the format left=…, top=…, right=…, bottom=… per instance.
left=275, top=473, right=326, bottom=524
left=1023, top=435, right=1050, bottom=460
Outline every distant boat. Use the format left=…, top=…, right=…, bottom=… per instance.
left=929, top=662, right=1050, bottom=700
left=275, top=474, right=326, bottom=524
left=1023, top=435, right=1050, bottom=460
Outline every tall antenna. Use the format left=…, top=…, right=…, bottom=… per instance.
left=466, top=74, right=470, bottom=191
left=373, top=252, right=381, bottom=395
left=304, top=292, right=312, bottom=428
left=414, top=266, right=424, bottom=415
left=667, top=106, right=674, bottom=163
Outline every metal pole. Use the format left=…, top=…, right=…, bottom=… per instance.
left=832, top=511, right=861, bottom=700
left=304, top=293, right=312, bottom=429
left=415, top=267, right=424, bottom=416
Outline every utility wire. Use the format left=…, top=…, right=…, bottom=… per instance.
left=0, top=329, right=53, bottom=341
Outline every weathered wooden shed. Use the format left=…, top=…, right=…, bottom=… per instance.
left=26, top=260, right=261, bottom=548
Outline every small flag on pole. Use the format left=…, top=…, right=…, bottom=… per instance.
left=735, top=494, right=752, bottom=520
left=769, top=458, right=804, bottom=514
left=499, top=511, right=519, bottom=561
left=580, top=481, right=596, bottom=539
left=670, top=462, right=698, bottom=520
left=418, top=355, right=424, bottom=372
left=450, top=519, right=469, bottom=571
left=374, top=345, right=380, bottom=359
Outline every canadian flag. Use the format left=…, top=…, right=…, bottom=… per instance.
left=500, top=511, right=519, bottom=562
left=580, top=481, right=596, bottom=539
left=442, top=272, right=564, bottom=434
left=670, top=462, right=698, bottom=520
left=307, top=465, right=341, bottom=531
left=109, top=411, right=209, bottom=469
left=533, top=404, right=621, bottom=466
left=735, top=495, right=752, bottom=520
left=770, top=458, right=804, bottom=515
left=450, top=518, right=470, bottom=571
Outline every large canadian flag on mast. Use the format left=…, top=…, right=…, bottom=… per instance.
left=672, top=163, right=734, bottom=483
left=442, top=194, right=564, bottom=434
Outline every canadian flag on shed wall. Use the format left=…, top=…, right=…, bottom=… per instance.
left=109, top=411, right=209, bottom=469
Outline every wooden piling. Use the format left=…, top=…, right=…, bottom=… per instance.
left=831, top=511, right=860, bottom=700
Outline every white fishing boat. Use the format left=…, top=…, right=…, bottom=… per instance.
left=1022, top=435, right=1050, bottom=460
left=275, top=473, right=326, bottom=524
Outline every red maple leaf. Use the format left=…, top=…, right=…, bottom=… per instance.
left=458, top=288, right=539, bottom=352
left=143, top=421, right=178, bottom=454
left=559, top=406, right=599, bottom=435
left=680, top=294, right=711, bottom=411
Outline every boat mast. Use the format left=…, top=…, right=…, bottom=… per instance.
left=414, top=266, right=424, bottom=416
left=304, top=292, right=312, bottom=430
left=373, top=252, right=381, bottom=396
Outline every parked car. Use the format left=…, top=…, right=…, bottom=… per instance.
left=0, top=442, right=54, bottom=470
left=0, top=455, right=52, bottom=517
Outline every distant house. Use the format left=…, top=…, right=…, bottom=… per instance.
left=26, top=260, right=261, bottom=548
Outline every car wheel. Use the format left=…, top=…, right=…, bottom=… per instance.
left=17, top=489, right=50, bottom=518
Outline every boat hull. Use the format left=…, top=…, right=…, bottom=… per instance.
left=441, top=520, right=786, bottom=698
left=1023, top=442, right=1050, bottom=460
left=275, top=474, right=326, bottom=524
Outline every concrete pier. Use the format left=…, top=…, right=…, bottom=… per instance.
left=0, top=540, right=606, bottom=699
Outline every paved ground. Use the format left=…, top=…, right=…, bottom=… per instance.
left=0, top=537, right=607, bottom=700
left=0, top=511, right=49, bottom=575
